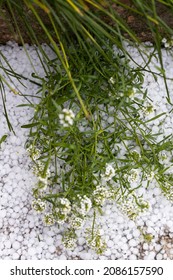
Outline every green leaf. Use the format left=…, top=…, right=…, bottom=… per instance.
left=0, top=134, right=8, bottom=146
left=21, top=122, right=40, bottom=128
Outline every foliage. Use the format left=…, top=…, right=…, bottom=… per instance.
left=1, top=0, right=173, bottom=254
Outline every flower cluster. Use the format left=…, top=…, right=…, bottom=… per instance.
left=61, top=195, right=92, bottom=250
left=59, top=108, right=75, bottom=127
left=69, top=215, right=84, bottom=229
left=145, top=171, right=155, bottom=181
left=116, top=192, right=149, bottom=219
left=143, top=101, right=154, bottom=115
left=109, top=76, right=115, bottom=84
left=93, top=184, right=116, bottom=207
left=65, top=195, right=92, bottom=232
left=43, top=213, right=55, bottom=226
left=158, top=150, right=170, bottom=165
left=140, top=101, right=155, bottom=119
left=101, top=163, right=115, bottom=181
left=52, top=197, right=71, bottom=224
left=27, top=144, right=41, bottom=161
left=162, top=182, right=173, bottom=201
left=85, top=227, right=107, bottom=254
left=162, top=36, right=173, bottom=49
left=32, top=198, right=46, bottom=212
left=125, top=87, right=137, bottom=99
left=62, top=230, right=77, bottom=250
left=79, top=195, right=92, bottom=216
left=93, top=185, right=109, bottom=206
left=27, top=144, right=50, bottom=190
left=124, top=169, right=140, bottom=183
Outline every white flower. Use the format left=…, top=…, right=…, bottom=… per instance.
left=52, top=197, right=71, bottom=224
left=101, top=163, right=115, bottom=181
left=62, top=230, right=77, bottom=250
left=59, top=108, right=75, bottom=127
left=162, top=37, right=167, bottom=44
left=69, top=215, right=84, bottom=229
left=165, top=42, right=171, bottom=48
left=85, top=227, right=107, bottom=254
left=126, top=87, right=137, bottom=99
left=43, top=213, right=55, bottom=226
left=125, top=169, right=139, bottom=183
left=109, top=77, right=115, bottom=84
left=146, top=171, right=155, bottom=181
left=142, top=101, right=154, bottom=116
left=57, top=197, right=71, bottom=214
left=163, top=182, right=173, bottom=201
left=60, top=198, right=71, bottom=213
left=63, top=238, right=77, bottom=249
left=158, top=151, right=170, bottom=165
left=32, top=199, right=46, bottom=212
left=39, top=176, right=48, bottom=184
left=93, top=185, right=109, bottom=206
left=80, top=195, right=92, bottom=215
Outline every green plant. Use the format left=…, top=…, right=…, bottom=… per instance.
left=1, top=0, right=173, bottom=254
left=22, top=44, right=173, bottom=253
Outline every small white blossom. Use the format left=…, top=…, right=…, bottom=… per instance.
left=158, top=151, right=170, bottom=165
left=69, top=215, right=84, bottom=229
left=63, top=238, right=77, bottom=250
left=162, top=36, right=173, bottom=49
left=125, top=169, right=139, bottom=183
left=109, top=77, right=115, bottom=84
left=52, top=197, right=71, bottom=224
left=27, top=144, right=41, bottom=160
left=32, top=161, right=50, bottom=180
left=80, top=195, right=92, bottom=215
left=85, top=227, right=107, bottom=254
left=59, top=198, right=71, bottom=214
left=117, top=193, right=149, bottom=219
left=162, top=37, right=167, bottom=44
left=32, top=199, right=46, bottom=212
left=59, top=108, right=75, bottom=127
left=146, top=171, right=155, bottom=181
left=62, top=230, right=77, bottom=250
left=125, top=87, right=137, bottom=99
left=101, top=163, right=115, bottom=181
left=93, top=185, right=109, bottom=206
left=163, top=182, right=173, bottom=201
left=43, top=213, right=55, bottom=226
left=142, top=101, right=155, bottom=116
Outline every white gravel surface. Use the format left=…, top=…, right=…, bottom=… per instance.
left=0, top=41, right=173, bottom=260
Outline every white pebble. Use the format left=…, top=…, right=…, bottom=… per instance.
left=156, top=253, right=163, bottom=260
left=59, top=255, right=67, bottom=260
left=107, top=240, right=114, bottom=248
left=12, top=253, right=20, bottom=260
left=28, top=247, right=37, bottom=256
left=12, top=241, right=20, bottom=250
left=48, top=245, right=56, bottom=254
left=46, top=237, right=54, bottom=245
left=128, top=253, right=136, bottom=260
left=128, top=239, right=137, bottom=247
left=4, top=240, right=12, bottom=249
left=78, top=237, right=85, bottom=246
left=132, top=229, right=140, bottom=238
left=0, top=209, right=6, bottom=218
